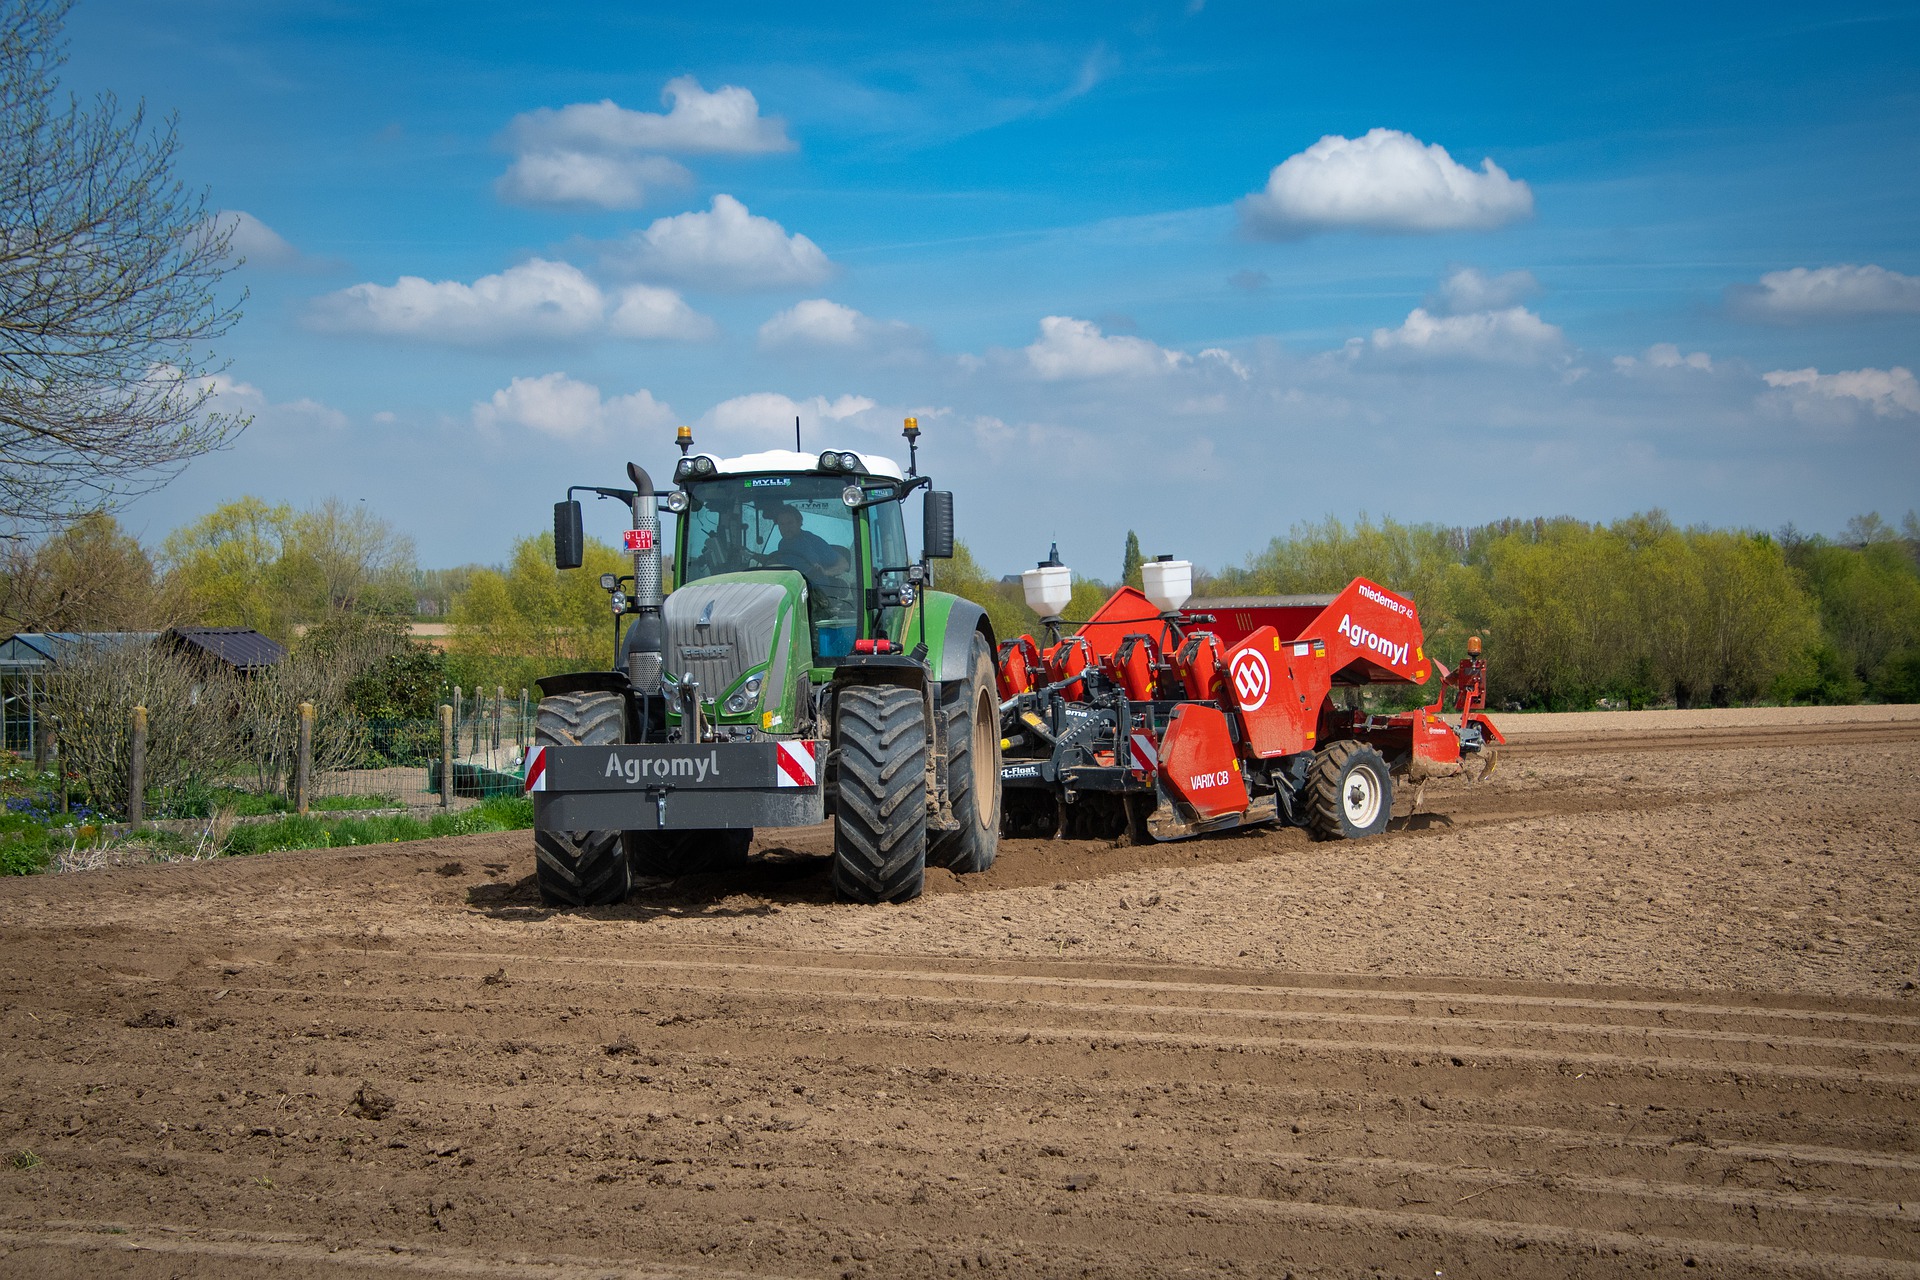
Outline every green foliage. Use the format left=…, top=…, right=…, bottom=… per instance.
left=1120, top=530, right=1143, bottom=590
left=345, top=640, right=449, bottom=721
left=161, top=496, right=416, bottom=643
left=929, top=541, right=1035, bottom=649
left=448, top=532, right=628, bottom=690
left=221, top=794, right=533, bottom=857
left=1783, top=516, right=1920, bottom=701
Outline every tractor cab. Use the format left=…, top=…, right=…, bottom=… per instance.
left=670, top=449, right=910, bottom=661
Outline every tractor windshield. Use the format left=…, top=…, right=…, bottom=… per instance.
left=678, top=475, right=861, bottom=652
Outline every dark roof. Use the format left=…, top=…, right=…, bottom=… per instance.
left=161, top=627, right=286, bottom=671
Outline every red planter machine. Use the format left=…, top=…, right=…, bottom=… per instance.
left=994, top=572, right=1503, bottom=843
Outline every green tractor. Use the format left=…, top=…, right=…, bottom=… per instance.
left=528, top=418, right=1001, bottom=906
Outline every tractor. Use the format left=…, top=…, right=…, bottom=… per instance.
left=527, top=418, right=1001, bottom=906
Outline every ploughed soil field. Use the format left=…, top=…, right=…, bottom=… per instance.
left=1, top=705, right=1918, bottom=1278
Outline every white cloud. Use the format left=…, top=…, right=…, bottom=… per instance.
left=1614, top=343, right=1712, bottom=374
left=1366, top=306, right=1564, bottom=362
left=608, top=195, right=831, bottom=290
left=608, top=284, right=717, bottom=341
left=309, top=259, right=712, bottom=344
left=1025, top=316, right=1188, bottom=380
left=495, top=151, right=691, bottom=210
left=187, top=370, right=348, bottom=431
left=1732, top=264, right=1920, bottom=320
left=757, top=298, right=919, bottom=351
left=702, top=392, right=878, bottom=437
left=208, top=210, right=301, bottom=266
left=473, top=372, right=676, bottom=439
left=1763, top=366, right=1920, bottom=416
left=506, top=79, right=793, bottom=157
left=497, top=79, right=792, bottom=210
left=1431, top=267, right=1539, bottom=313
left=1240, top=128, right=1534, bottom=238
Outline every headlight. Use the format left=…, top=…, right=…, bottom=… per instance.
left=664, top=490, right=689, bottom=513
left=692, top=455, right=715, bottom=476
left=744, top=673, right=763, bottom=695
left=724, top=690, right=753, bottom=715
left=818, top=450, right=841, bottom=472
left=673, top=458, right=694, bottom=481
left=838, top=451, right=860, bottom=471
left=842, top=485, right=862, bottom=508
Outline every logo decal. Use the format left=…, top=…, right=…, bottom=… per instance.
left=1230, top=649, right=1270, bottom=711
left=747, top=477, right=792, bottom=488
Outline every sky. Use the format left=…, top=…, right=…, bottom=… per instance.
left=64, top=0, right=1920, bottom=577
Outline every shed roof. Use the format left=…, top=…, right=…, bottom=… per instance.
left=162, top=627, right=286, bottom=671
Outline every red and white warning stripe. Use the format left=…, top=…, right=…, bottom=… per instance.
left=775, top=740, right=818, bottom=788
left=1129, top=732, right=1158, bottom=775
left=522, top=745, right=548, bottom=793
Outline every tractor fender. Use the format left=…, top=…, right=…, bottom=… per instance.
left=926, top=595, right=994, bottom=685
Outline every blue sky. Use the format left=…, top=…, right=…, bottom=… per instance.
left=68, top=0, right=1920, bottom=576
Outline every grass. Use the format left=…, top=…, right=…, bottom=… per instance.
left=0, top=753, right=532, bottom=872
left=221, top=794, right=533, bottom=857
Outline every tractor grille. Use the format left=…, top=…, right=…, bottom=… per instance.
left=663, top=580, right=787, bottom=700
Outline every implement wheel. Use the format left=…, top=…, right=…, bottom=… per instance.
left=1306, top=740, right=1393, bottom=841
left=831, top=684, right=929, bottom=903
left=532, top=692, right=632, bottom=907
left=929, top=633, right=1002, bottom=875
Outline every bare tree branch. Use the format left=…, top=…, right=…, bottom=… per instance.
left=0, top=0, right=246, bottom=537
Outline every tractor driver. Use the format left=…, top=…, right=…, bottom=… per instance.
left=766, top=504, right=840, bottom=578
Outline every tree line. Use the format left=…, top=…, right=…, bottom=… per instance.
left=4, top=498, right=1916, bottom=714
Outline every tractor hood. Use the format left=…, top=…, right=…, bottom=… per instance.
left=637, top=569, right=807, bottom=726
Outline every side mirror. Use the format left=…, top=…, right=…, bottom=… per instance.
left=553, top=500, right=584, bottom=570
left=923, top=490, right=954, bottom=559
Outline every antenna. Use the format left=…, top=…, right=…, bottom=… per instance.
left=795, top=415, right=801, bottom=451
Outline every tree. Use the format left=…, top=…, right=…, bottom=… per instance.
left=1120, top=530, right=1143, bottom=590
left=449, top=532, right=630, bottom=692
left=0, top=0, right=244, bottom=537
left=0, top=509, right=188, bottom=631
left=161, top=496, right=417, bottom=641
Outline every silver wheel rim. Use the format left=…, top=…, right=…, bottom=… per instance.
left=1342, top=764, right=1382, bottom=828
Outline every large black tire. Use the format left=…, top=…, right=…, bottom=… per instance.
left=1305, top=740, right=1393, bottom=841
left=928, top=634, right=1002, bottom=874
left=533, top=692, right=632, bottom=907
left=830, top=684, right=929, bottom=903
left=628, top=828, right=752, bottom=878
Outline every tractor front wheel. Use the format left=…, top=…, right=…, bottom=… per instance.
left=1306, top=740, right=1393, bottom=841
left=532, top=692, right=632, bottom=907
left=831, top=684, right=929, bottom=903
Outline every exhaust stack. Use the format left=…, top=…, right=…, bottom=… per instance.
left=625, top=462, right=665, bottom=690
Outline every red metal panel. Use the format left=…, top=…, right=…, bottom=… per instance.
left=1158, top=703, right=1248, bottom=820
left=1222, top=627, right=1329, bottom=759
left=1293, top=578, right=1433, bottom=686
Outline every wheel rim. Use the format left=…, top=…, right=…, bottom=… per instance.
left=1342, top=763, right=1382, bottom=828
left=971, top=686, right=996, bottom=829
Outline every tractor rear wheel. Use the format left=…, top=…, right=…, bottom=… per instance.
left=532, top=692, right=632, bottom=907
left=628, top=828, right=752, bottom=878
left=929, top=633, right=1002, bottom=874
left=1306, top=740, right=1393, bottom=841
left=830, top=684, right=929, bottom=903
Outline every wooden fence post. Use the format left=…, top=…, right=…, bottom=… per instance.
left=492, top=686, right=503, bottom=751
left=518, top=688, right=529, bottom=749
left=439, top=703, right=454, bottom=808
left=128, top=705, right=148, bottom=826
left=295, top=701, right=314, bottom=816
